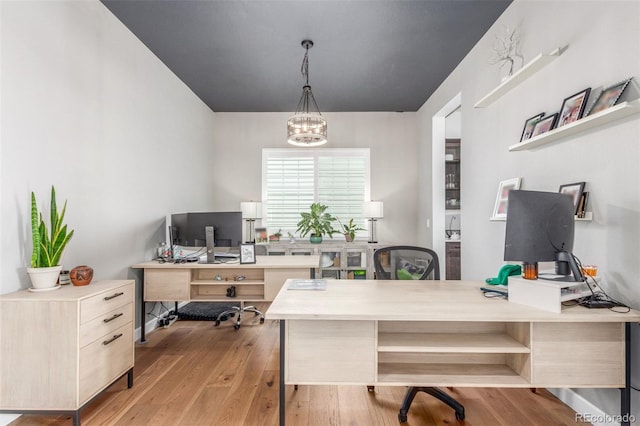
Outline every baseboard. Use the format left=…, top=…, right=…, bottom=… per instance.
left=547, top=388, right=609, bottom=426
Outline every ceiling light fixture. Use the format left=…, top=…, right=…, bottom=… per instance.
left=287, top=40, right=327, bottom=147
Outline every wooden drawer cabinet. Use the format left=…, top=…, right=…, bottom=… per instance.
left=0, top=280, right=135, bottom=425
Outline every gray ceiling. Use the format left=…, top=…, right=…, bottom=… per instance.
left=101, top=0, right=511, bottom=112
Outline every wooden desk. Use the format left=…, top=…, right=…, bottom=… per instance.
left=266, top=279, right=640, bottom=426
left=132, top=255, right=318, bottom=341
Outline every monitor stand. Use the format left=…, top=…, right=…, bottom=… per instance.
left=540, top=251, right=584, bottom=282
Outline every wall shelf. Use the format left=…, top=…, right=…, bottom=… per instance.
left=508, top=99, right=640, bottom=151
left=474, top=47, right=564, bottom=108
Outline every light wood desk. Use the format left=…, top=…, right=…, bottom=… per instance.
left=266, top=279, right=640, bottom=426
left=132, top=255, right=319, bottom=341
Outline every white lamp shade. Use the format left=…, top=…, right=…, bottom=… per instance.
left=363, top=201, right=384, bottom=219
left=240, top=202, right=262, bottom=219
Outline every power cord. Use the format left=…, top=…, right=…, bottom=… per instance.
left=571, top=254, right=630, bottom=312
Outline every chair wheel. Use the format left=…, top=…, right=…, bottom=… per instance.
left=260, top=317, right=265, bottom=323
left=214, top=320, right=220, bottom=326
left=398, top=412, right=407, bottom=423
left=234, top=324, right=240, bottom=330
left=455, top=411, right=465, bottom=421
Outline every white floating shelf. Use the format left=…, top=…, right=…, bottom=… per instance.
left=490, top=212, right=592, bottom=222
left=474, top=47, right=564, bottom=108
left=509, top=99, right=640, bottom=152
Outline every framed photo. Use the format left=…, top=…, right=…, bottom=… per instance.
left=587, top=77, right=633, bottom=116
left=557, top=88, right=591, bottom=127
left=492, top=177, right=522, bottom=219
left=559, top=182, right=586, bottom=215
left=240, top=243, right=256, bottom=264
left=520, top=112, right=545, bottom=141
left=530, top=113, right=558, bottom=138
left=254, top=227, right=268, bottom=244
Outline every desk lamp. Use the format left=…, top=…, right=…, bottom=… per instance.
left=240, top=202, right=262, bottom=243
left=363, top=201, right=384, bottom=243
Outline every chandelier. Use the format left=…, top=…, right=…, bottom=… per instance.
left=287, top=40, right=327, bottom=147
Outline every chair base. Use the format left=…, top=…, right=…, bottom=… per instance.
left=398, top=386, right=465, bottom=423
left=215, top=301, right=265, bottom=330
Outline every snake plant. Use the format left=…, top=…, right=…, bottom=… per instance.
left=30, top=186, right=74, bottom=268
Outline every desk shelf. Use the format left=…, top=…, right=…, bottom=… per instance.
left=378, top=332, right=530, bottom=353
left=377, top=363, right=529, bottom=387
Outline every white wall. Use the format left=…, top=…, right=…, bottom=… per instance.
left=418, top=0, right=640, bottom=419
left=212, top=111, right=419, bottom=244
left=0, top=1, right=216, bottom=296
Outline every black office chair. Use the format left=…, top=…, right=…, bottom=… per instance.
left=373, top=245, right=466, bottom=423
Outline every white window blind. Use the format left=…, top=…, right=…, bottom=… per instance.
left=262, top=148, right=370, bottom=236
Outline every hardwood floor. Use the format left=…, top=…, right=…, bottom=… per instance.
left=11, top=302, right=581, bottom=425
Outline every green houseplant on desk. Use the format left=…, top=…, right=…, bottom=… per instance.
left=296, top=202, right=337, bottom=243
left=27, top=186, right=74, bottom=290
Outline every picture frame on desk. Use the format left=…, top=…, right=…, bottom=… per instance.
left=240, top=243, right=256, bottom=264
left=255, top=227, right=268, bottom=244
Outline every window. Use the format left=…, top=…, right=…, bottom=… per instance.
left=262, top=148, right=370, bottom=237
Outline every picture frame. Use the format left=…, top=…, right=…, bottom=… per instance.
left=492, top=177, right=522, bottom=219
left=530, top=113, right=558, bottom=138
left=559, top=182, right=586, bottom=215
left=240, top=243, right=256, bottom=264
left=586, top=77, right=633, bottom=116
left=254, top=227, right=268, bottom=244
left=557, top=88, right=591, bottom=127
left=520, top=112, right=545, bottom=141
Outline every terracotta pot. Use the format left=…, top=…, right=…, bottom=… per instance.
left=70, top=265, right=94, bottom=286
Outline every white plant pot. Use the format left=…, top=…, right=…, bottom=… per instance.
left=27, top=265, right=62, bottom=290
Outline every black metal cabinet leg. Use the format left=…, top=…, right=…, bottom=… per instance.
left=621, top=322, right=631, bottom=426
left=127, top=368, right=134, bottom=388
left=279, top=320, right=286, bottom=426
left=72, top=410, right=81, bottom=426
left=139, top=275, right=147, bottom=344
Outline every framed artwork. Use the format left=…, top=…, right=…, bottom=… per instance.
left=557, top=88, right=591, bottom=127
left=559, top=182, right=586, bottom=215
left=587, top=77, right=633, bottom=116
left=520, top=112, right=545, bottom=141
left=254, top=227, right=268, bottom=244
left=240, top=243, right=256, bottom=264
left=530, top=113, right=558, bottom=138
left=492, top=177, right=522, bottom=219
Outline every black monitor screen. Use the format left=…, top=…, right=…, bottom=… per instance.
left=504, top=190, right=576, bottom=273
left=171, top=212, right=242, bottom=248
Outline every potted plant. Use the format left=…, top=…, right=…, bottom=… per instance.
left=296, top=202, right=337, bottom=243
left=269, top=229, right=282, bottom=243
left=27, top=186, right=74, bottom=290
left=336, top=218, right=365, bottom=242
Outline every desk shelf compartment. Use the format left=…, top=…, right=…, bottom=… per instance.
left=376, top=321, right=531, bottom=387
left=190, top=268, right=265, bottom=301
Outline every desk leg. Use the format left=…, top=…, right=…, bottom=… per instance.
left=279, top=319, right=285, bottom=426
left=140, top=274, right=147, bottom=344
left=621, top=322, right=631, bottom=426
left=310, top=267, right=315, bottom=279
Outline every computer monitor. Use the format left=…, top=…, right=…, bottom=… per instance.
left=171, top=212, right=242, bottom=248
left=504, top=190, right=584, bottom=282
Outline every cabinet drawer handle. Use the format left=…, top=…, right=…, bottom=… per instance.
left=104, top=292, right=124, bottom=301
left=103, top=333, right=123, bottom=345
left=103, top=313, right=124, bottom=323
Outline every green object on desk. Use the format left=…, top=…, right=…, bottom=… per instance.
left=485, top=264, right=521, bottom=285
